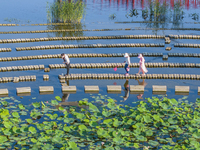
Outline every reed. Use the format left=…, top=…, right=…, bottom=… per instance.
left=47, top=0, right=85, bottom=23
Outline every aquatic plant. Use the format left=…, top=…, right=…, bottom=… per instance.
left=4, top=18, right=22, bottom=23
left=127, top=0, right=185, bottom=29
left=109, top=14, right=116, bottom=20
left=126, top=9, right=139, bottom=18
left=0, top=95, right=200, bottom=149
left=46, top=0, right=85, bottom=23
left=189, top=13, right=199, bottom=21
left=170, top=1, right=184, bottom=27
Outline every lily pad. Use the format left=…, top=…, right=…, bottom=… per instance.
left=89, top=121, right=98, bottom=127
left=193, top=132, right=200, bottom=139
left=12, top=112, right=20, bottom=118
left=55, top=96, right=62, bottom=101
left=51, top=100, right=59, bottom=105
left=168, top=118, right=178, bottom=124
left=148, top=140, right=159, bottom=146
left=78, top=124, right=87, bottom=131
left=113, top=119, right=122, bottom=127
left=143, top=115, right=153, bottom=123
left=136, top=135, right=147, bottom=142
left=169, top=99, right=178, bottom=105
left=113, top=137, right=123, bottom=144
left=32, top=102, right=40, bottom=108
left=0, top=136, right=8, bottom=144
left=4, top=121, right=13, bottom=129
left=28, top=126, right=37, bottom=134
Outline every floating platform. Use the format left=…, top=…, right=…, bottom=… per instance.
left=107, top=85, right=121, bottom=93
left=59, top=73, right=200, bottom=80
left=62, top=86, right=76, bottom=93
left=0, top=53, right=200, bottom=62
left=16, top=87, right=31, bottom=96
left=84, top=86, right=99, bottom=93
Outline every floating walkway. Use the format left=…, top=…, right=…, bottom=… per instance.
left=0, top=48, right=11, bottom=52
left=0, top=23, right=80, bottom=26
left=0, top=65, right=44, bottom=72
left=58, top=73, right=200, bottom=80
left=0, top=85, right=199, bottom=96
left=115, top=21, right=200, bottom=24
left=50, top=62, right=200, bottom=69
left=0, top=35, right=166, bottom=44
left=15, top=43, right=165, bottom=51
left=174, top=43, right=200, bottom=48
left=0, top=54, right=61, bottom=61
left=0, top=62, right=199, bottom=73
left=1, top=21, right=200, bottom=26
left=0, top=75, right=36, bottom=83
left=0, top=73, right=199, bottom=84
left=0, top=53, right=200, bottom=62
left=15, top=43, right=200, bottom=51
left=169, top=34, right=200, bottom=39
left=1, top=35, right=199, bottom=44
left=1, top=28, right=200, bottom=34
left=14, top=43, right=200, bottom=51
left=0, top=29, right=128, bottom=34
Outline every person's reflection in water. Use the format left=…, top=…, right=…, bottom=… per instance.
left=123, top=79, right=129, bottom=101
left=58, top=80, right=84, bottom=108
left=62, top=80, right=70, bottom=102
left=136, top=79, right=147, bottom=99
left=62, top=93, right=70, bottom=102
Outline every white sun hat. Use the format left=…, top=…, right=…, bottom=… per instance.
left=138, top=54, right=142, bottom=58
left=124, top=53, right=129, bottom=57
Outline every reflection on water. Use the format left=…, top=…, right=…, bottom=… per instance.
left=62, top=80, right=70, bottom=102
left=91, top=0, right=199, bottom=30
left=121, top=79, right=148, bottom=101
left=56, top=100, right=82, bottom=109
left=130, top=0, right=185, bottom=29
left=62, top=93, right=70, bottom=102
left=123, top=79, right=129, bottom=101
left=57, top=79, right=87, bottom=108
left=46, top=23, right=85, bottom=40
left=189, top=12, right=199, bottom=21
left=136, top=79, right=147, bottom=99
left=92, top=0, right=200, bottom=10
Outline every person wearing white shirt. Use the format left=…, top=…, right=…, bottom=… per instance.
left=61, top=53, right=70, bottom=75
left=124, top=53, right=130, bottom=76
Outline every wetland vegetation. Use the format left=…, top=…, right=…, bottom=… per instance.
left=0, top=95, right=200, bottom=149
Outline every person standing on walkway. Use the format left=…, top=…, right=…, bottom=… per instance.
left=124, top=53, right=130, bottom=76
left=137, top=54, right=148, bottom=76
left=61, top=53, right=70, bottom=75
